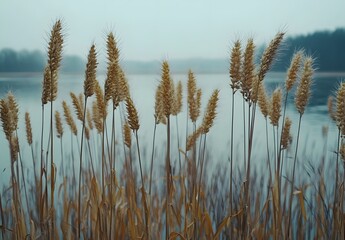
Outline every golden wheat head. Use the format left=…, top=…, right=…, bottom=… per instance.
left=230, top=40, right=242, bottom=91
left=286, top=50, right=303, bottom=91
left=295, top=57, right=314, bottom=115
left=84, top=44, right=97, bottom=98
left=258, top=32, right=285, bottom=82
left=241, top=38, right=255, bottom=101
left=126, top=97, right=140, bottom=131
left=269, top=87, right=282, bottom=126
left=55, top=111, right=63, bottom=139
left=202, top=89, right=219, bottom=134
left=25, top=112, right=33, bottom=145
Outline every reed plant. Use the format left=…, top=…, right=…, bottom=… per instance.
left=1, top=19, right=345, bottom=240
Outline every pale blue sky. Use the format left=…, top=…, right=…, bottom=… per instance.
left=1, top=0, right=344, bottom=60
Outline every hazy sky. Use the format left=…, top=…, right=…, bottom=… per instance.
left=1, top=0, right=344, bottom=61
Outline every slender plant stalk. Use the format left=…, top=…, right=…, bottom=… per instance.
left=176, top=115, right=182, bottom=174
left=166, top=116, right=171, bottom=240
left=230, top=91, right=235, bottom=215
left=149, top=121, right=157, bottom=195
left=135, top=131, right=149, bottom=239
left=287, top=113, right=302, bottom=237
left=77, top=97, right=88, bottom=240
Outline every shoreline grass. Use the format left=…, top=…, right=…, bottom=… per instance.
left=0, top=20, right=344, bottom=239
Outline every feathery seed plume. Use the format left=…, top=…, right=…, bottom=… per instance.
left=286, top=51, right=303, bottom=91
left=258, top=32, right=285, bottom=82
left=126, top=97, right=140, bottom=131
left=25, top=112, right=33, bottom=145
left=92, top=101, right=103, bottom=134
left=84, top=44, right=97, bottom=97
left=160, top=61, right=174, bottom=117
left=105, top=33, right=120, bottom=104
left=86, top=109, right=94, bottom=130
left=186, top=127, right=202, bottom=152
left=295, top=57, right=314, bottom=115
left=62, top=101, right=77, bottom=136
left=55, top=111, right=63, bottom=139
left=336, top=82, right=345, bottom=135
left=95, top=80, right=107, bottom=119
left=230, top=40, right=242, bottom=91
left=47, top=20, right=63, bottom=102
left=258, top=81, right=270, bottom=118
left=202, top=89, right=219, bottom=134
left=188, top=70, right=197, bottom=122
left=241, top=38, right=255, bottom=101
left=154, top=83, right=166, bottom=124
left=281, top=117, right=292, bottom=149
left=41, top=66, right=51, bottom=105
left=269, top=87, right=282, bottom=126
left=123, top=122, right=132, bottom=148
left=70, top=92, right=84, bottom=121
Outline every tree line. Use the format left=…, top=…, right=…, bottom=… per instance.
left=0, top=28, right=344, bottom=73
left=272, top=28, right=345, bottom=71
left=0, top=48, right=85, bottom=73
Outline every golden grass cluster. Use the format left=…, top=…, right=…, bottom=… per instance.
left=1, top=19, right=345, bottom=240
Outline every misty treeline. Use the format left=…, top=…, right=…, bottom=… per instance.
left=0, top=28, right=345, bottom=73
left=272, top=28, right=345, bottom=71
left=0, top=48, right=85, bottom=73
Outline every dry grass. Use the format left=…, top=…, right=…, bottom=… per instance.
left=0, top=20, right=345, bottom=240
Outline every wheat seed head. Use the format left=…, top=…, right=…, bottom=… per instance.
left=123, top=122, right=132, bottom=148
left=258, top=32, right=285, bottom=82
left=95, top=80, right=107, bottom=119
left=7, top=92, right=18, bottom=132
left=286, top=50, right=304, bottom=92
left=126, top=97, right=140, bottom=131
left=258, top=81, right=270, bottom=118
left=86, top=109, right=94, bottom=130
left=41, top=65, right=51, bottom=105
left=25, top=112, right=33, bottom=145
left=241, top=38, right=255, bottom=100
left=154, top=83, right=166, bottom=124
left=105, top=33, right=120, bottom=104
left=186, top=127, right=202, bottom=152
left=160, top=60, right=173, bottom=117
left=295, top=57, right=314, bottom=115
left=230, top=40, right=242, bottom=91
left=55, top=111, right=63, bottom=139
left=84, top=44, right=97, bottom=98
left=10, top=136, right=19, bottom=162
left=172, top=80, right=183, bottom=116
left=188, top=69, right=197, bottom=121
left=70, top=92, right=84, bottom=122
left=281, top=117, right=292, bottom=149
left=113, top=67, right=130, bottom=108
left=47, top=19, right=63, bottom=74
left=269, top=87, right=282, bottom=126
left=62, top=100, right=77, bottom=136
left=336, top=82, right=345, bottom=135
left=202, top=89, right=219, bottom=134
left=92, top=100, right=103, bottom=134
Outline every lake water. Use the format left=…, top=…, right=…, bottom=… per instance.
left=0, top=72, right=344, bottom=187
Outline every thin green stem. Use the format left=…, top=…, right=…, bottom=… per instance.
left=287, top=113, right=303, bottom=238
left=77, top=97, right=88, bottom=240
left=149, top=121, right=157, bottom=195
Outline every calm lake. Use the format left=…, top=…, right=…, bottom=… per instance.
left=0, top=72, right=344, bottom=186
